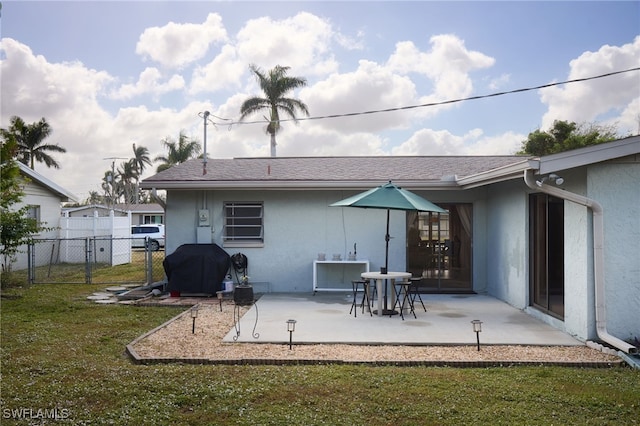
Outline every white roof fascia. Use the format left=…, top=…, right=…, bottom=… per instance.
left=455, top=159, right=531, bottom=189
left=538, top=135, right=640, bottom=175
left=18, top=162, right=78, bottom=202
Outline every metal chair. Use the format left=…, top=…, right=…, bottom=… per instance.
left=350, top=279, right=372, bottom=317
left=365, top=279, right=377, bottom=311
left=391, top=279, right=416, bottom=320
left=409, top=277, right=427, bottom=312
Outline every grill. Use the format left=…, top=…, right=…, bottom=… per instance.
left=163, top=244, right=231, bottom=295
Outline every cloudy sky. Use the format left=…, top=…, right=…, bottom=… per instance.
left=1, top=1, right=638, bottom=200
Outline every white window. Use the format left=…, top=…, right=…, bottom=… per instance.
left=223, top=202, right=263, bottom=246
left=143, top=215, right=163, bottom=224
left=26, top=205, right=40, bottom=222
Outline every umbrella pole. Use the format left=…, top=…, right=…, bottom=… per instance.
left=384, top=209, right=390, bottom=312
left=385, top=209, right=390, bottom=270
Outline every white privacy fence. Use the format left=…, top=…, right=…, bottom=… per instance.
left=59, top=214, right=132, bottom=265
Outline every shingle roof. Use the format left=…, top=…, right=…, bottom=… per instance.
left=142, top=155, right=530, bottom=190
left=18, top=162, right=78, bottom=202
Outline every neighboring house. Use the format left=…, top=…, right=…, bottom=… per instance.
left=141, top=136, right=640, bottom=352
left=64, top=203, right=164, bottom=225
left=123, top=203, right=165, bottom=225
left=10, top=163, right=77, bottom=270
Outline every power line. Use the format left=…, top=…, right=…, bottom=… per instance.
left=219, top=67, right=640, bottom=127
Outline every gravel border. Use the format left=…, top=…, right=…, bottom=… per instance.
left=126, top=302, right=624, bottom=368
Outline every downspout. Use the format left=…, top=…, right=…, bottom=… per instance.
left=524, top=169, right=636, bottom=354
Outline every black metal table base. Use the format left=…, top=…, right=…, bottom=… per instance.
left=232, top=301, right=260, bottom=341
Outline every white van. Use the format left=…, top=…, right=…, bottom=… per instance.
left=131, top=224, right=165, bottom=251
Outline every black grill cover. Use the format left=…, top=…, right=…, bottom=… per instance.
left=163, top=244, right=231, bottom=295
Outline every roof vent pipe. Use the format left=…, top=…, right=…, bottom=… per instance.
left=524, top=169, right=636, bottom=354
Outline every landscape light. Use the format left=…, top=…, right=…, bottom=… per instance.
left=191, top=305, right=199, bottom=334
left=471, top=319, right=483, bottom=351
left=286, top=319, right=297, bottom=350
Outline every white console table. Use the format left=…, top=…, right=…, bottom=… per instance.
left=313, top=260, right=370, bottom=292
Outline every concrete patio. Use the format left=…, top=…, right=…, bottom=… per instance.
left=222, top=292, right=583, bottom=346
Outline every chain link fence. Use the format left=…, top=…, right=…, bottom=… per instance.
left=28, top=237, right=165, bottom=285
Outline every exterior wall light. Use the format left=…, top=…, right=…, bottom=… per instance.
left=536, top=174, right=564, bottom=187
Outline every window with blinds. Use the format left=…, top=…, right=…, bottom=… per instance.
left=223, top=202, right=264, bottom=244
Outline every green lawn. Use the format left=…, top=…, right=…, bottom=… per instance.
left=1, top=284, right=638, bottom=425
left=3, top=249, right=165, bottom=286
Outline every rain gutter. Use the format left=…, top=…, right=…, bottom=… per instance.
left=524, top=168, right=636, bottom=354
left=456, top=159, right=531, bottom=189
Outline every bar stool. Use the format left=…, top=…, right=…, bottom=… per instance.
left=409, top=277, right=427, bottom=312
left=350, top=280, right=372, bottom=317
left=365, top=279, right=377, bottom=311
left=392, top=279, right=416, bottom=320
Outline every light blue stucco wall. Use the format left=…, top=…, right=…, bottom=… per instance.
left=166, top=189, right=410, bottom=292
left=162, top=161, right=638, bottom=344
left=164, top=187, right=487, bottom=293
left=482, top=164, right=639, bottom=344
left=485, top=180, right=528, bottom=307
left=557, top=169, right=592, bottom=341
left=588, top=162, right=640, bottom=342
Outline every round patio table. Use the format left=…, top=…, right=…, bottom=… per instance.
left=361, top=271, right=411, bottom=316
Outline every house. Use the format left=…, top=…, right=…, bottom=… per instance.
left=63, top=203, right=164, bottom=225
left=10, top=163, right=77, bottom=270
left=141, top=136, right=640, bottom=353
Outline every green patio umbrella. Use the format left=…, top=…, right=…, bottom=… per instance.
left=330, top=181, right=447, bottom=271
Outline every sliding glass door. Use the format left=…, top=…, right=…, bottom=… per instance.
left=530, top=193, right=564, bottom=319
left=406, top=204, right=472, bottom=293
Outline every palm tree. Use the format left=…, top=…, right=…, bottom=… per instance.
left=154, top=131, right=201, bottom=172
left=84, top=190, right=104, bottom=205
left=130, top=143, right=152, bottom=204
left=118, top=160, right=138, bottom=204
left=239, top=64, right=310, bottom=157
left=131, top=143, right=152, bottom=176
left=6, top=116, right=67, bottom=170
left=101, top=170, right=120, bottom=206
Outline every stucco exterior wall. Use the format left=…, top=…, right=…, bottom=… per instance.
left=166, top=189, right=410, bottom=292
left=165, top=188, right=487, bottom=293
left=556, top=169, right=592, bottom=341
left=588, top=161, right=640, bottom=343
left=484, top=180, right=528, bottom=307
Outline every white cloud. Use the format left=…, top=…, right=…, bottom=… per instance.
left=462, top=131, right=525, bottom=155
left=391, top=128, right=467, bottom=155
left=2, top=8, right=636, bottom=199
left=189, top=45, right=245, bottom=94
left=235, top=12, right=338, bottom=77
left=540, top=36, right=640, bottom=134
left=388, top=35, right=495, bottom=77
left=489, top=73, right=511, bottom=90
left=111, top=67, right=185, bottom=100
left=136, top=13, right=228, bottom=69
left=1, top=38, right=113, bottom=117
left=391, top=128, right=523, bottom=156
left=386, top=35, right=495, bottom=117
left=302, top=60, right=418, bottom=133
left=335, top=30, right=366, bottom=51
